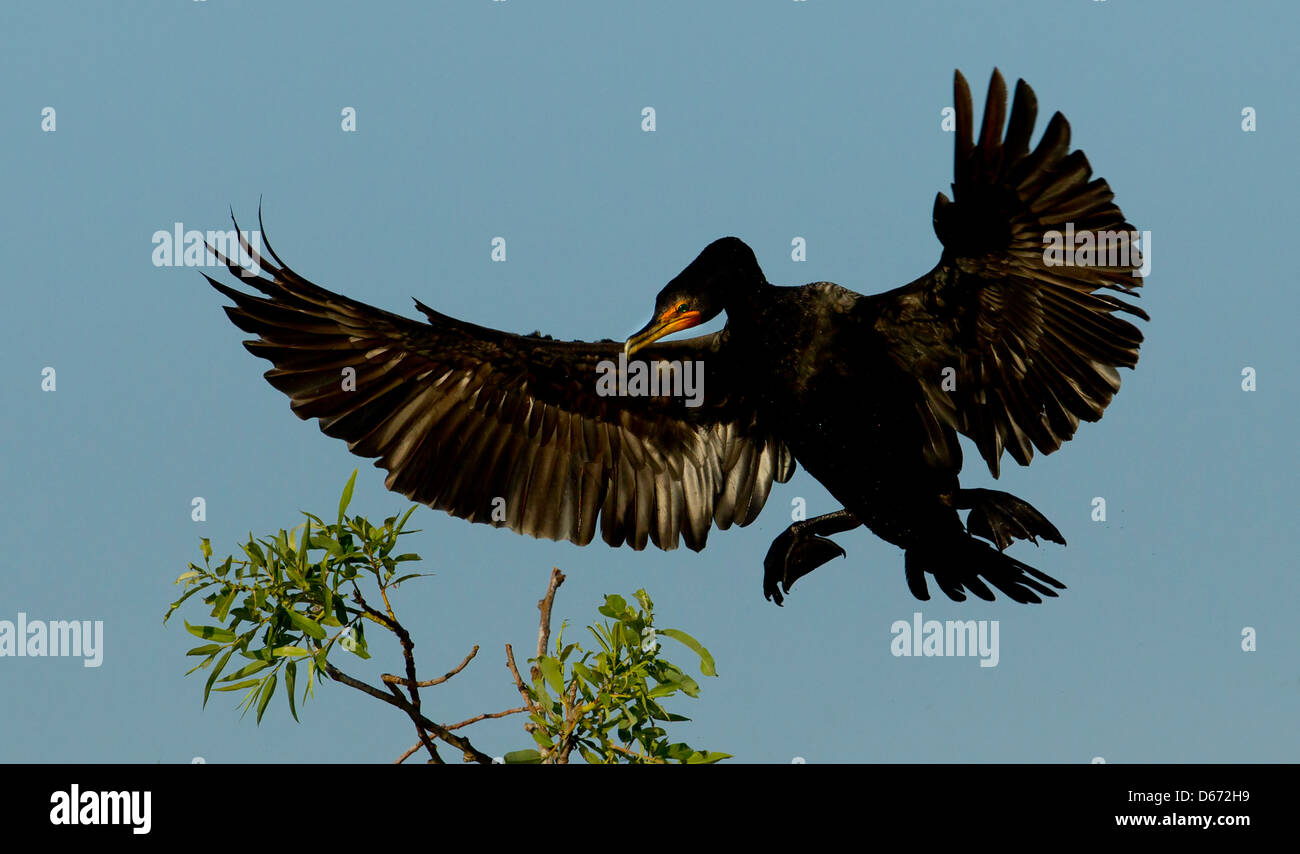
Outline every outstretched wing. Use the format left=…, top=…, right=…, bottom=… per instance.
left=205, top=221, right=794, bottom=551
left=871, top=69, right=1148, bottom=476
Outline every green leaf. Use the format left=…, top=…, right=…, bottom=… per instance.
left=659, top=628, right=717, bottom=677
left=186, top=644, right=223, bottom=657
left=272, top=646, right=310, bottom=658
left=185, top=621, right=236, bottom=643
left=214, top=679, right=262, bottom=692
left=211, top=586, right=237, bottom=622
left=285, top=660, right=299, bottom=722
left=598, top=594, right=628, bottom=619
left=203, top=647, right=235, bottom=708
left=163, top=581, right=215, bottom=623
left=571, top=661, right=595, bottom=686
left=273, top=529, right=290, bottom=561
left=309, top=535, right=342, bottom=556
left=674, top=673, right=701, bottom=698
left=503, top=749, right=542, bottom=764
left=256, top=673, right=277, bottom=724
left=539, top=656, right=564, bottom=696
left=338, top=469, right=358, bottom=521
left=237, top=682, right=262, bottom=717
left=662, top=742, right=693, bottom=761
left=389, top=572, right=424, bottom=586
left=393, top=505, right=418, bottom=535
left=284, top=557, right=306, bottom=587
left=285, top=608, right=326, bottom=640
left=175, top=570, right=201, bottom=584
left=184, top=655, right=216, bottom=677
left=344, top=627, right=370, bottom=660
left=243, top=539, right=265, bottom=569
left=531, top=684, right=553, bottom=718
left=297, top=521, right=311, bottom=575
left=200, top=538, right=212, bottom=562
left=220, top=659, right=271, bottom=682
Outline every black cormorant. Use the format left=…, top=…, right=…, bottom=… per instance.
left=205, top=69, right=1146, bottom=605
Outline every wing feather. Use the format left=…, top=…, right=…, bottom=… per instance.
left=872, top=69, right=1147, bottom=476
left=205, top=226, right=795, bottom=551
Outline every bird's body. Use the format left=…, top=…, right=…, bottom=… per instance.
left=723, top=281, right=946, bottom=538
left=207, top=69, right=1146, bottom=605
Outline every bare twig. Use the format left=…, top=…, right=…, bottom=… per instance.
left=607, top=743, right=662, bottom=763
left=383, top=645, right=480, bottom=688
left=447, top=706, right=528, bottom=731
left=505, top=643, right=538, bottom=714
left=531, top=568, right=566, bottom=681
left=394, top=742, right=424, bottom=765
left=392, top=706, right=529, bottom=763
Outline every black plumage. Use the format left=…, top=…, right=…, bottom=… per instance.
left=206, top=69, right=1145, bottom=605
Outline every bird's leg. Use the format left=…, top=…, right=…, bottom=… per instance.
left=763, top=508, right=861, bottom=605
left=955, top=488, right=1066, bottom=552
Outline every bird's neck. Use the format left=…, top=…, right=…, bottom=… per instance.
left=721, top=278, right=775, bottom=338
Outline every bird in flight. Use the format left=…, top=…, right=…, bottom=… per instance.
left=206, top=69, right=1146, bottom=606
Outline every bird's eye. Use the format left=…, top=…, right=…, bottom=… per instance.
left=676, top=303, right=689, bottom=314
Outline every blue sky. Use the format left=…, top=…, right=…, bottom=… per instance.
left=1, top=0, right=1296, bottom=763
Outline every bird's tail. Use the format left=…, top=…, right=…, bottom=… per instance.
left=904, top=535, right=1066, bottom=603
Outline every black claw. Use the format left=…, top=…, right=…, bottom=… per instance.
left=763, top=526, right=847, bottom=606
left=961, top=488, right=1065, bottom=551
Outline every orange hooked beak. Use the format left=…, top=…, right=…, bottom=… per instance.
left=624, top=308, right=703, bottom=355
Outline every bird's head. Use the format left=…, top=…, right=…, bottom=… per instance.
left=624, top=236, right=764, bottom=355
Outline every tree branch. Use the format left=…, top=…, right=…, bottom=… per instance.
left=347, top=586, right=442, bottom=762
left=505, top=643, right=538, bottom=715
left=324, top=661, right=493, bottom=763
left=447, top=706, right=528, bottom=731
left=383, top=645, right=479, bottom=688
left=531, top=568, right=565, bottom=681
